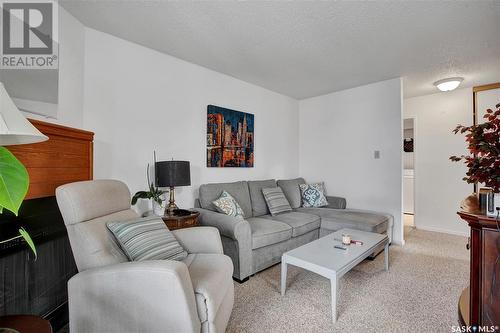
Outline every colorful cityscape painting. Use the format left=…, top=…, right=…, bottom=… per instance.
left=207, top=105, right=254, bottom=167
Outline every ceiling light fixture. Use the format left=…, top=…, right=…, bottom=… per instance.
left=433, top=77, right=464, bottom=92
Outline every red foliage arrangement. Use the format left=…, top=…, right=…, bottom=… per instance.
left=450, top=103, right=500, bottom=193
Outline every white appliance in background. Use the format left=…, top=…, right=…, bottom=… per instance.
left=403, top=169, right=414, bottom=214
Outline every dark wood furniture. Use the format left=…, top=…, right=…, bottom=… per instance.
left=1, top=119, right=94, bottom=332
left=0, top=314, right=52, bottom=333
left=457, top=212, right=500, bottom=326
left=8, top=119, right=94, bottom=199
left=161, top=212, right=200, bottom=230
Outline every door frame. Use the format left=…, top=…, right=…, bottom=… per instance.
left=402, top=116, right=417, bottom=244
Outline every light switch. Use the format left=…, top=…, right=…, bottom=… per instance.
left=374, top=150, right=380, bottom=159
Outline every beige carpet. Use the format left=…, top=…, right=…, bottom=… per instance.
left=227, top=229, right=469, bottom=332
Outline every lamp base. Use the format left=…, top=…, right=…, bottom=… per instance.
left=165, top=202, right=178, bottom=216
left=164, top=187, right=178, bottom=216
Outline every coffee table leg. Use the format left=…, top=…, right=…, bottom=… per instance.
left=384, top=242, right=389, bottom=271
left=281, top=257, right=287, bottom=296
left=330, top=273, right=337, bottom=323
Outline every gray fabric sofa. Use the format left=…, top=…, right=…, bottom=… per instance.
left=194, top=177, right=393, bottom=282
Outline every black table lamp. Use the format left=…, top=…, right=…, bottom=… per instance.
left=155, top=160, right=191, bottom=216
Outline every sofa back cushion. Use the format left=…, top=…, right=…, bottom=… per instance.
left=277, top=178, right=306, bottom=209
left=199, top=181, right=253, bottom=218
left=248, top=179, right=276, bottom=216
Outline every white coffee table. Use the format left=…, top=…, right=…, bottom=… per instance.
left=280, top=228, right=389, bottom=323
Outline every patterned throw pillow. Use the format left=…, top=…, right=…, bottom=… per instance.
left=262, top=187, right=292, bottom=216
left=212, top=191, right=245, bottom=218
left=107, top=216, right=188, bottom=261
left=300, top=183, right=329, bottom=208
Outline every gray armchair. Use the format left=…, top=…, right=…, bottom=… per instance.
left=56, top=179, right=234, bottom=333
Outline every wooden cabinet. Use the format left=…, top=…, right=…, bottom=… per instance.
left=457, top=212, right=500, bottom=326
left=8, top=119, right=94, bottom=199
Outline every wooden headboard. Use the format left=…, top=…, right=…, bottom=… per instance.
left=8, top=119, right=94, bottom=199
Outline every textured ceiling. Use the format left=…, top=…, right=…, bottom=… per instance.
left=61, top=1, right=500, bottom=99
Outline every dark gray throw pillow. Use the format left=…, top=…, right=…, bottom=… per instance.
left=107, top=216, right=187, bottom=261
left=262, top=187, right=293, bottom=216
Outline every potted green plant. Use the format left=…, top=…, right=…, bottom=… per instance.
left=450, top=103, right=500, bottom=215
left=0, top=147, right=36, bottom=257
left=131, top=164, right=167, bottom=216
left=0, top=82, right=47, bottom=258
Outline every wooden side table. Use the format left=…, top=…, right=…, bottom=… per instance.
left=457, top=211, right=500, bottom=326
left=162, top=211, right=200, bottom=230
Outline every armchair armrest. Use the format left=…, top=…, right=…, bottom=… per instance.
left=172, top=226, right=223, bottom=254
left=325, top=195, right=347, bottom=209
left=68, top=261, right=200, bottom=333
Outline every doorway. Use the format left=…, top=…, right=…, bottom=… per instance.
left=403, top=118, right=415, bottom=238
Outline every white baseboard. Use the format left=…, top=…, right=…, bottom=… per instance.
left=415, top=225, right=469, bottom=237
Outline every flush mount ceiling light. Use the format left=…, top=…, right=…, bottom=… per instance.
left=433, top=77, right=464, bottom=92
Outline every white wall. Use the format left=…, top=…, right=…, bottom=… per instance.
left=22, top=6, right=85, bottom=128
left=82, top=28, right=299, bottom=212
left=299, top=78, right=403, bottom=245
left=404, top=88, right=472, bottom=236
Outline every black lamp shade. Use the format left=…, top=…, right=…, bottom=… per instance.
left=155, top=161, right=191, bottom=187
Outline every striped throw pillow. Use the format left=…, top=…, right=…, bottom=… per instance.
left=107, top=216, right=187, bottom=261
left=262, top=187, right=292, bottom=216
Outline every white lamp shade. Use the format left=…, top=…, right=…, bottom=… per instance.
left=0, top=82, right=48, bottom=145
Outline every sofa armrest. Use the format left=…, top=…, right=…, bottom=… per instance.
left=193, top=208, right=253, bottom=280
left=68, top=261, right=200, bottom=333
left=325, top=195, right=347, bottom=209
left=172, top=226, right=223, bottom=254
left=193, top=208, right=251, bottom=242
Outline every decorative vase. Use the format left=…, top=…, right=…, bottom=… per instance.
left=153, top=201, right=165, bottom=216
left=460, top=193, right=481, bottom=215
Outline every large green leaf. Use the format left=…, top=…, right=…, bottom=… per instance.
left=0, top=147, right=29, bottom=216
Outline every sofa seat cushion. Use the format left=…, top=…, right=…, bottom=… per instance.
left=246, top=217, right=292, bottom=250
left=296, top=207, right=389, bottom=234
left=182, top=253, right=234, bottom=323
left=263, top=212, right=320, bottom=237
